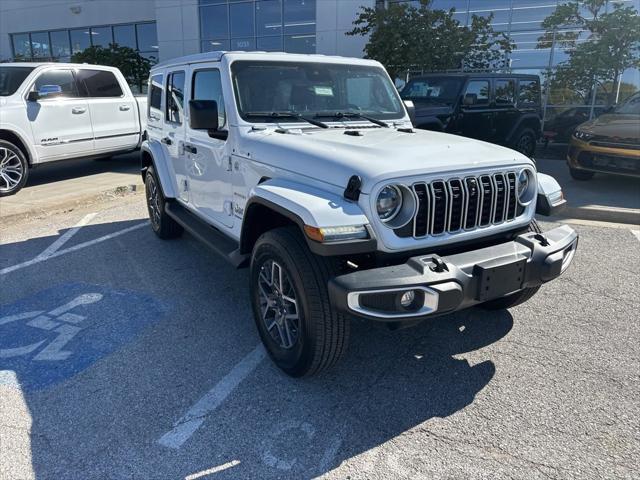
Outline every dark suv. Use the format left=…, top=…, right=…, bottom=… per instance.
left=401, top=73, right=542, bottom=157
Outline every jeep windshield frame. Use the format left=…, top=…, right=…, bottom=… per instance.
left=231, top=60, right=405, bottom=124
left=0, top=66, right=35, bottom=96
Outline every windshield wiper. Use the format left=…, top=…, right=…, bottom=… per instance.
left=315, top=111, right=390, bottom=128
left=244, top=111, right=329, bottom=129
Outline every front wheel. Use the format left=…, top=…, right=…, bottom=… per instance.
left=0, top=140, right=29, bottom=197
left=480, top=219, right=542, bottom=310
left=250, top=227, right=349, bottom=377
left=145, top=166, right=183, bottom=239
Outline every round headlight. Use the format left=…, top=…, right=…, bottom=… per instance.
left=517, top=168, right=535, bottom=205
left=377, top=185, right=402, bottom=221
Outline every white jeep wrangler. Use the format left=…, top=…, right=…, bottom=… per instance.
left=141, top=51, right=577, bottom=377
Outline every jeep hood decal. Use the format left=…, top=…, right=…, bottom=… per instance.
left=242, top=128, right=533, bottom=194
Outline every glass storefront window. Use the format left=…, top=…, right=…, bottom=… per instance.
left=509, top=31, right=551, bottom=68
left=511, top=1, right=558, bottom=31
left=284, top=0, right=316, bottom=34
left=90, top=26, right=113, bottom=48
left=468, top=0, right=512, bottom=28
left=69, top=29, right=91, bottom=54
left=201, top=4, right=229, bottom=40
left=11, top=33, right=31, bottom=58
left=231, top=2, right=255, bottom=37
left=201, top=39, right=231, bottom=52
left=284, top=34, right=316, bottom=54
left=113, top=24, right=136, bottom=49
left=30, top=32, right=50, bottom=58
left=257, top=0, right=282, bottom=36
left=50, top=31, right=70, bottom=60
left=257, top=36, right=283, bottom=51
left=137, top=23, right=158, bottom=52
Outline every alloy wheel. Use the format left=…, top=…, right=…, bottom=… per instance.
left=257, top=259, right=300, bottom=350
left=0, top=147, right=24, bottom=193
left=146, top=175, right=162, bottom=230
left=517, top=134, right=534, bottom=156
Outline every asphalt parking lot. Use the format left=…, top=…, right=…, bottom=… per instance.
left=1, top=191, right=639, bottom=480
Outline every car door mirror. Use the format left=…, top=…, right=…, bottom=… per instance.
left=27, top=91, right=40, bottom=102
left=189, top=99, right=219, bottom=132
left=463, top=93, right=477, bottom=106
left=38, top=84, right=63, bottom=98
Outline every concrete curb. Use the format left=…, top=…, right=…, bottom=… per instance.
left=0, top=183, right=144, bottom=224
left=558, top=204, right=640, bottom=226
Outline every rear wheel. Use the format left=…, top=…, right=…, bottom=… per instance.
left=145, top=166, right=183, bottom=239
left=512, top=127, right=537, bottom=157
left=569, top=166, right=595, bottom=181
left=480, top=219, right=542, bottom=310
left=250, top=227, right=349, bottom=377
left=0, top=140, right=29, bottom=197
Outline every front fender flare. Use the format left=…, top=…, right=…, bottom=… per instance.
left=140, top=140, right=177, bottom=199
left=536, top=172, right=566, bottom=216
left=243, top=178, right=376, bottom=256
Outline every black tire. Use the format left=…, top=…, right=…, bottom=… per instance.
left=250, top=227, right=349, bottom=377
left=144, top=166, right=183, bottom=239
left=480, top=219, right=542, bottom=310
left=511, top=127, right=537, bottom=157
left=569, top=166, right=595, bottom=181
left=0, top=140, right=29, bottom=197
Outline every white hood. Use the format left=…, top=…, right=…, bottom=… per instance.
left=240, top=127, right=534, bottom=194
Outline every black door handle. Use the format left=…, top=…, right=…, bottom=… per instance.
left=161, top=137, right=173, bottom=145
left=184, top=145, right=197, bottom=154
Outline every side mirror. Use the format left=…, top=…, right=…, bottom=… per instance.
left=27, top=91, right=40, bottom=102
left=189, top=99, right=219, bottom=132
left=463, top=93, right=477, bottom=106
left=403, top=99, right=416, bottom=123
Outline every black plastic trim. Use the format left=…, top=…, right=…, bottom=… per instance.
left=535, top=193, right=567, bottom=216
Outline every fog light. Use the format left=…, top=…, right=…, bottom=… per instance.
left=400, top=290, right=415, bottom=307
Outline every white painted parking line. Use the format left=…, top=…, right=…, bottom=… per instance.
left=34, top=213, right=98, bottom=261
left=184, top=460, right=241, bottom=479
left=631, top=230, right=640, bottom=242
left=0, top=222, right=147, bottom=275
left=158, top=344, right=266, bottom=449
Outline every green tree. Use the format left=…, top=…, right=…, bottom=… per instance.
left=71, top=44, right=152, bottom=92
left=347, top=0, right=513, bottom=79
left=537, top=0, right=640, bottom=106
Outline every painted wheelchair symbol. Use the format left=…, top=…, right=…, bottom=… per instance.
left=0, top=293, right=103, bottom=361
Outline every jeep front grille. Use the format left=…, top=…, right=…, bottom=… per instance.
left=407, top=172, right=519, bottom=238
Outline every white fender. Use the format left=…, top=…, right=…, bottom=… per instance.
left=141, top=139, right=178, bottom=199
left=537, top=172, right=566, bottom=215
left=249, top=178, right=369, bottom=228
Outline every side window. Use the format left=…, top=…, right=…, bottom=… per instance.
left=464, top=80, right=490, bottom=106
left=518, top=80, right=540, bottom=106
left=76, top=69, right=123, bottom=97
left=166, top=71, right=185, bottom=124
left=495, top=79, right=515, bottom=105
left=148, top=74, right=163, bottom=117
left=34, top=69, right=78, bottom=98
left=192, top=69, right=226, bottom=127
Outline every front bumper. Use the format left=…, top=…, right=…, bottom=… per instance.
left=329, top=225, right=578, bottom=321
left=568, top=138, right=640, bottom=177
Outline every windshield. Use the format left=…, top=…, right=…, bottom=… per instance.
left=400, top=77, right=464, bottom=105
left=231, top=61, right=405, bottom=123
left=615, top=93, right=640, bottom=115
left=0, top=66, right=35, bottom=96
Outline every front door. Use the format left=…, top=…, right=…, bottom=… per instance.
left=185, top=66, right=234, bottom=228
left=26, top=68, right=94, bottom=161
left=163, top=69, right=189, bottom=203
left=492, top=78, right=519, bottom=145
left=457, top=79, right=494, bottom=141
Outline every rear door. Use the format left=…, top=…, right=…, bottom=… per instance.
left=491, top=78, right=518, bottom=144
left=77, top=69, right=139, bottom=153
left=26, top=68, right=94, bottom=161
left=186, top=66, right=234, bottom=228
left=457, top=78, right=493, bottom=141
left=163, top=69, right=189, bottom=203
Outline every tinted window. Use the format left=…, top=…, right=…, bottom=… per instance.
left=495, top=79, right=515, bottom=105
left=77, top=70, right=123, bottom=97
left=149, top=74, right=163, bottom=112
left=34, top=69, right=78, bottom=97
left=401, top=77, right=464, bottom=105
left=0, top=66, right=35, bottom=96
left=464, top=80, right=490, bottom=105
left=518, top=79, right=540, bottom=106
left=192, top=69, right=226, bottom=127
left=166, top=71, right=185, bottom=124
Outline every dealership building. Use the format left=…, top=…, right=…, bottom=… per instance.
left=1, top=0, right=638, bottom=121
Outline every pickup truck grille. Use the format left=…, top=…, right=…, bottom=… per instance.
left=408, top=172, right=519, bottom=238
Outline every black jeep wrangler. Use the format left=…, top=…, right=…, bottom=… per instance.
left=401, top=73, right=542, bottom=157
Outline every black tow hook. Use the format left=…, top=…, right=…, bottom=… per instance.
left=429, top=257, right=449, bottom=273
left=533, top=233, right=550, bottom=247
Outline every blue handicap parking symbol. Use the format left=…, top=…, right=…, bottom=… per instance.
left=0, top=283, right=169, bottom=392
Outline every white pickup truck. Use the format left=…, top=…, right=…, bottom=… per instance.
left=0, top=63, right=147, bottom=196
left=142, top=51, right=576, bottom=377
